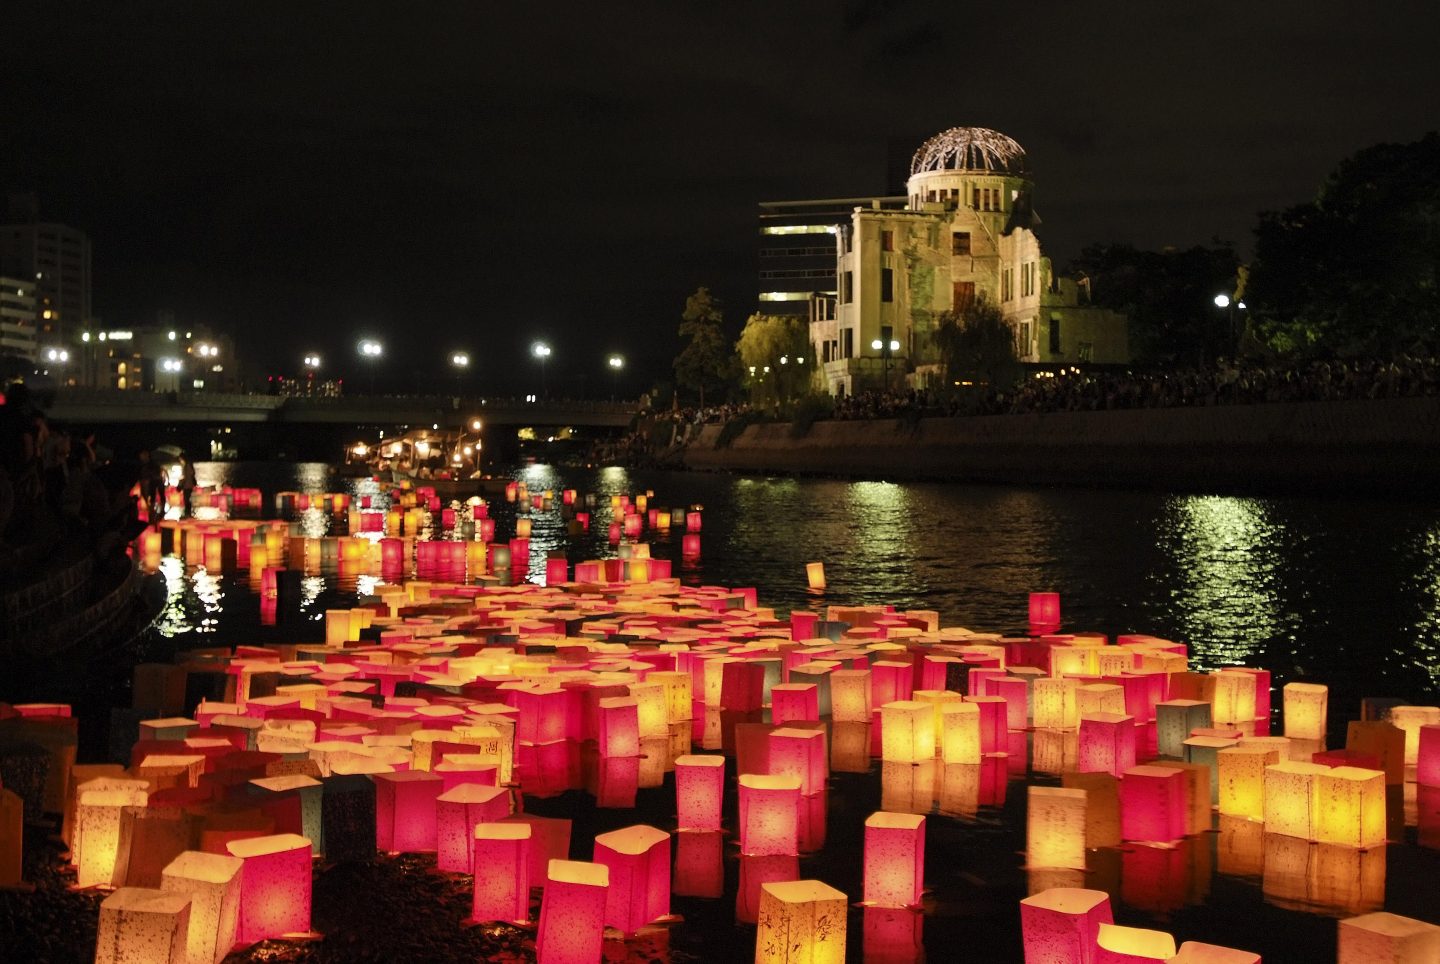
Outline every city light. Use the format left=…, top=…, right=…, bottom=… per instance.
left=1214, top=294, right=1231, bottom=308
left=607, top=354, right=624, bottom=370
left=451, top=351, right=470, bottom=367
left=359, top=339, right=383, bottom=357
left=44, top=347, right=69, bottom=363
left=303, top=354, right=321, bottom=369
left=194, top=343, right=218, bottom=358
left=160, top=358, right=183, bottom=373
left=532, top=342, right=551, bottom=359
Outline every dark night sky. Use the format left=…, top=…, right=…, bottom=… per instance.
left=3, top=1, right=1437, bottom=394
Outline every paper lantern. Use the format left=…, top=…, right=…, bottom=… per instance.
left=829, top=668, right=869, bottom=720
left=1120, top=765, right=1185, bottom=843
left=880, top=701, right=936, bottom=764
left=593, top=824, right=670, bottom=934
left=993, top=676, right=1030, bottom=730
left=1283, top=682, right=1328, bottom=742
left=1026, top=786, right=1087, bottom=871
left=470, top=823, right=531, bottom=923
left=1094, top=923, right=1176, bottom=963
left=771, top=684, right=820, bottom=725
left=1261, top=760, right=1329, bottom=839
left=1062, top=772, right=1121, bottom=850
left=1028, top=592, right=1061, bottom=631
left=1077, top=684, right=1125, bottom=719
left=1169, top=942, right=1261, bottom=963
left=1345, top=721, right=1405, bottom=784
left=112, top=806, right=196, bottom=889
left=1019, top=887, right=1113, bottom=964
left=1145, top=761, right=1211, bottom=837
left=1183, top=736, right=1239, bottom=804
left=804, top=562, right=827, bottom=591
left=1216, top=745, right=1279, bottom=820
left=674, top=754, right=725, bottom=831
left=755, top=879, right=848, bottom=964
left=769, top=728, right=827, bottom=797
left=1077, top=714, right=1136, bottom=778
left=95, top=887, right=192, bottom=964
left=75, top=778, right=150, bottom=888
left=535, top=859, right=609, bottom=964
left=225, top=833, right=312, bottom=943
left=965, top=695, right=1007, bottom=754
left=1419, top=724, right=1440, bottom=788
left=1337, top=911, right=1440, bottom=964
left=1033, top=678, right=1079, bottom=730
left=738, top=773, right=801, bottom=856
left=1155, top=700, right=1211, bottom=759
left=436, top=784, right=511, bottom=873
left=1389, top=706, right=1440, bottom=765
left=863, top=811, right=925, bottom=907
left=597, top=697, right=641, bottom=758
left=160, top=851, right=243, bottom=964
left=1314, top=766, right=1386, bottom=848
left=940, top=702, right=981, bottom=765
left=1212, top=670, right=1257, bottom=725
left=374, top=770, right=442, bottom=852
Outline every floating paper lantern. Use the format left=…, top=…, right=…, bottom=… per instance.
left=769, top=728, right=827, bottom=797
left=1216, top=745, right=1279, bottom=820
left=965, top=695, right=1007, bottom=754
left=1028, top=592, right=1061, bottom=631
left=1314, top=765, right=1386, bottom=848
left=1284, top=682, right=1329, bottom=742
left=755, top=879, right=848, bottom=964
left=1337, top=911, right=1440, bottom=963
left=1262, top=760, right=1330, bottom=839
left=95, top=887, right=192, bottom=964
left=1120, top=765, right=1185, bottom=844
left=1026, top=786, right=1087, bottom=871
left=1345, top=721, right=1405, bottom=784
left=1019, top=887, right=1113, bottom=964
left=771, top=684, right=820, bottom=725
left=1145, top=761, right=1211, bottom=837
left=830, top=670, right=872, bottom=724
left=738, top=773, right=802, bottom=856
left=544, top=556, right=567, bottom=586
left=1419, top=724, right=1440, bottom=788
left=535, top=859, right=609, bottom=964
left=112, top=806, right=196, bottom=889
left=1094, top=922, right=1176, bottom=963
left=593, top=824, right=670, bottom=933
left=225, top=833, right=312, bottom=943
left=597, top=697, right=641, bottom=758
left=880, top=701, right=936, bottom=764
left=1155, top=700, right=1211, bottom=759
left=470, top=823, right=531, bottom=923
left=939, top=702, right=981, bottom=765
left=160, top=851, right=243, bottom=964
left=1033, top=678, right=1079, bottom=730
left=993, top=676, right=1030, bottom=730
left=1212, top=670, right=1257, bottom=725
left=374, top=770, right=442, bottom=852
left=871, top=662, right=914, bottom=706
left=435, top=784, right=511, bottom=873
left=1077, top=714, right=1136, bottom=778
left=1389, top=706, right=1440, bottom=766
left=675, top=755, right=725, bottom=831
left=1169, top=942, right=1261, bottom=963
left=805, top=562, right=826, bottom=591
left=1077, top=684, right=1126, bottom=719
left=863, top=811, right=925, bottom=908
left=75, top=778, right=151, bottom=888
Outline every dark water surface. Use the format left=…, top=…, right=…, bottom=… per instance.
left=52, top=463, right=1440, bottom=960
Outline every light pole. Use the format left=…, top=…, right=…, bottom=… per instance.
left=532, top=341, right=551, bottom=399
left=450, top=351, right=470, bottom=395
left=358, top=339, right=383, bottom=394
left=303, top=354, right=321, bottom=395
left=607, top=354, right=623, bottom=400
left=158, top=357, right=183, bottom=393
left=870, top=326, right=899, bottom=393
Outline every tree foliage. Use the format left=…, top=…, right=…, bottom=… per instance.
left=673, top=286, right=734, bottom=407
left=1248, top=132, right=1440, bottom=358
left=1067, top=242, right=1240, bottom=366
left=931, top=295, right=1018, bottom=386
left=735, top=312, right=810, bottom=404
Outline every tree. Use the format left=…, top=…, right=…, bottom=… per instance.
left=673, top=287, right=734, bottom=407
left=735, top=312, right=810, bottom=405
left=1067, top=242, right=1240, bottom=366
left=1249, top=132, right=1440, bottom=358
left=931, top=295, right=1018, bottom=386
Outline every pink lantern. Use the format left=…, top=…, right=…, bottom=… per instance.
left=863, top=811, right=925, bottom=908
left=770, top=683, right=820, bottom=724
left=225, top=833, right=312, bottom=943
left=1028, top=592, right=1061, bottom=631
left=768, top=727, right=827, bottom=797
left=872, top=662, right=914, bottom=706
left=721, top=660, right=766, bottom=712
left=1019, top=887, right=1113, bottom=964
left=536, top=860, right=610, bottom=964
left=1078, top=713, right=1137, bottom=778
left=593, top=824, right=670, bottom=934
left=675, top=755, right=725, bottom=831
left=993, top=677, right=1030, bottom=730
left=597, top=697, right=641, bottom=758
left=1120, top=765, right=1186, bottom=843
left=470, top=823, right=531, bottom=923
left=374, top=770, right=442, bottom=852
left=965, top=695, right=1007, bottom=753
left=436, top=784, right=511, bottom=873
left=1417, top=724, right=1440, bottom=788
left=545, top=557, right=568, bottom=586
left=738, top=773, right=801, bottom=856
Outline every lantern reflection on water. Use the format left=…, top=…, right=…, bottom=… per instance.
left=1026, top=786, right=1087, bottom=871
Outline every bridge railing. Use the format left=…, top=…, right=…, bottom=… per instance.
left=51, top=388, right=639, bottom=416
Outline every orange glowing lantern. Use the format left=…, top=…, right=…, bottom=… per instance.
left=1019, top=887, right=1113, bottom=964
left=1389, top=706, right=1440, bottom=765
left=75, top=778, right=150, bottom=888
left=374, top=770, right=442, bottom=852
left=805, top=562, right=826, bottom=591
left=593, top=824, right=670, bottom=934
left=160, top=850, right=244, bottom=964
left=1169, top=942, right=1261, bottom=963
left=738, top=773, right=802, bottom=856
left=1284, top=682, right=1329, bottom=742
left=1212, top=670, right=1257, bottom=725
left=1026, top=786, right=1087, bottom=871
left=94, top=887, right=192, bottom=964
left=598, top=697, right=641, bottom=758
left=939, top=702, right=981, bottom=765
left=536, top=859, right=610, bottom=964
left=1120, top=765, right=1186, bottom=843
left=755, top=879, right=848, bottom=964
left=1314, top=765, right=1386, bottom=848
left=675, top=755, right=725, bottom=831
left=1262, top=760, right=1330, bottom=840
left=880, top=701, right=936, bottom=764
left=768, top=728, right=827, bottom=797
left=225, top=833, right=312, bottom=943
left=830, top=670, right=872, bottom=723
left=1216, top=745, right=1279, bottom=820
left=1033, top=678, right=1079, bottom=730
left=436, top=784, right=511, bottom=874
left=1337, top=911, right=1440, bottom=963
left=470, top=823, right=531, bottom=923
left=1077, top=713, right=1137, bottom=778
left=863, top=811, right=925, bottom=908
left=1094, top=922, right=1177, bottom=962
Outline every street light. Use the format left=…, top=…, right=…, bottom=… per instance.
left=450, top=351, right=470, bottom=396
left=358, top=339, right=383, bottom=394
left=532, top=341, right=552, bottom=399
left=870, top=327, right=901, bottom=392
left=606, top=354, right=624, bottom=400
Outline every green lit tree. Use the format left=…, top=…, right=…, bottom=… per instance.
left=673, top=287, right=734, bottom=407
left=735, top=312, right=810, bottom=405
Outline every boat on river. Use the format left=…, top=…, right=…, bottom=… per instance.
left=348, top=426, right=505, bottom=498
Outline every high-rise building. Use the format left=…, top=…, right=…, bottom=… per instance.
left=0, top=196, right=93, bottom=346
left=756, top=196, right=905, bottom=317
left=0, top=276, right=38, bottom=362
left=812, top=127, right=1129, bottom=396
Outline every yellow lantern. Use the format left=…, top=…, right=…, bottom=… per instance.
left=1283, top=682, right=1329, bottom=742
left=880, top=701, right=937, bottom=764
left=1262, top=761, right=1330, bottom=840
left=755, top=879, right=848, bottom=964
left=1216, top=745, right=1279, bottom=820
left=1026, top=786, right=1087, bottom=871
left=1314, top=766, right=1386, bottom=849
left=94, top=887, right=193, bottom=964
left=1337, top=911, right=1440, bottom=963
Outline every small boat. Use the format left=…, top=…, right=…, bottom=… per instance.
left=350, top=427, right=503, bottom=498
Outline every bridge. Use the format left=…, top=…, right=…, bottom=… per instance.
left=47, top=389, right=639, bottom=429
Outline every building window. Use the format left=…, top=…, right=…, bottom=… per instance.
left=880, top=267, right=894, bottom=303
left=1018, top=321, right=1032, bottom=356
left=841, top=328, right=854, bottom=359
left=881, top=230, right=893, bottom=252
left=841, top=271, right=853, bottom=304
left=972, top=187, right=980, bottom=210
left=1049, top=316, right=1062, bottom=355
left=1078, top=341, right=1093, bottom=362
left=951, top=232, right=971, bottom=256
left=953, top=281, right=975, bottom=312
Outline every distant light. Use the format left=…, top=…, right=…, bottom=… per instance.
left=359, top=339, right=383, bottom=357
left=81, top=332, right=90, bottom=343
left=470, top=419, right=482, bottom=431
left=1214, top=294, right=1231, bottom=308
left=168, top=330, right=177, bottom=340
left=160, top=357, right=182, bottom=373
left=352, top=443, right=368, bottom=457
left=763, top=366, right=770, bottom=374
left=451, top=351, right=470, bottom=367
left=1236, top=301, right=1247, bottom=310
left=889, top=339, right=900, bottom=351
left=304, top=354, right=321, bottom=368
left=871, top=339, right=883, bottom=350
left=607, top=354, right=624, bottom=369
left=796, top=357, right=805, bottom=364
left=532, top=342, right=551, bottom=359
left=779, top=356, right=788, bottom=365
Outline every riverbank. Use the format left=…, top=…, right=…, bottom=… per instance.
left=672, top=395, right=1440, bottom=495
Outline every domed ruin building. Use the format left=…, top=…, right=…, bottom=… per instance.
left=796, top=127, right=1128, bottom=396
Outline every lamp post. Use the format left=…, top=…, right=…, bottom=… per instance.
left=606, top=354, right=624, bottom=400
left=303, top=353, right=321, bottom=395
left=870, top=325, right=899, bottom=393
left=1213, top=294, right=1246, bottom=363
left=450, top=351, right=470, bottom=396
left=532, top=341, right=552, bottom=399
left=359, top=339, right=383, bottom=394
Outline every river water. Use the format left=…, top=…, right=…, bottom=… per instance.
left=130, top=462, right=1440, bottom=959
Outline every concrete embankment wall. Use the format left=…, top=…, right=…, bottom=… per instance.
left=678, top=396, right=1440, bottom=494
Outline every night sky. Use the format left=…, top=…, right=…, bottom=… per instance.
left=3, top=1, right=1437, bottom=395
